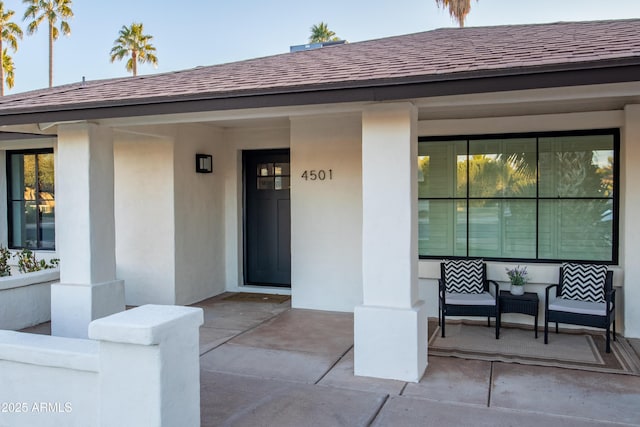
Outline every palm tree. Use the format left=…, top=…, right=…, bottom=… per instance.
left=309, top=22, right=340, bottom=43
left=2, top=48, right=14, bottom=91
left=22, top=0, right=73, bottom=88
left=0, top=2, right=22, bottom=96
left=109, top=23, right=158, bottom=77
left=435, top=0, right=473, bottom=28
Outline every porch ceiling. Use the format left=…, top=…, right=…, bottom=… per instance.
left=417, top=95, right=640, bottom=120
left=416, top=82, right=640, bottom=120
left=198, top=116, right=291, bottom=129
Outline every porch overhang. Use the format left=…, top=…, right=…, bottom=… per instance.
left=1, top=60, right=639, bottom=127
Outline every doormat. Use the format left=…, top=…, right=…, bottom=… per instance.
left=222, top=293, right=291, bottom=304
left=429, top=320, right=640, bottom=376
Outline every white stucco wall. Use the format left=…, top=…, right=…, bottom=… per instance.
left=114, top=132, right=175, bottom=305
left=115, top=124, right=228, bottom=306
left=173, top=124, right=226, bottom=305
left=290, top=114, right=363, bottom=312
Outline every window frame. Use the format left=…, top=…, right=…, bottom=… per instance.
left=418, top=129, right=620, bottom=264
left=6, top=148, right=56, bottom=250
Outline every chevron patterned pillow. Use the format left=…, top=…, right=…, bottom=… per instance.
left=560, top=263, right=607, bottom=303
left=444, top=259, right=484, bottom=294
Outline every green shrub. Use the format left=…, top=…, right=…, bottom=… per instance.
left=0, top=247, right=59, bottom=276
left=14, top=249, right=60, bottom=274
left=0, top=247, right=11, bottom=277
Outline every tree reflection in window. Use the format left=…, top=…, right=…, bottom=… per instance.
left=418, top=131, right=617, bottom=263
left=8, top=150, right=55, bottom=250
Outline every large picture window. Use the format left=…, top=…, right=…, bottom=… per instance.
left=7, top=150, right=55, bottom=250
left=418, top=130, right=618, bottom=263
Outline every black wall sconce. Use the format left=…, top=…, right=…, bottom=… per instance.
left=195, top=154, right=213, bottom=173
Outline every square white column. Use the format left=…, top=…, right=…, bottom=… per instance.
left=624, top=105, right=640, bottom=338
left=52, top=123, right=124, bottom=338
left=354, top=103, right=427, bottom=382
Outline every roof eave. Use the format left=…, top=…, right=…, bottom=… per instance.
left=1, top=58, right=640, bottom=126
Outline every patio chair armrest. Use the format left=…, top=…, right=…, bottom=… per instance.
left=606, top=288, right=616, bottom=309
left=438, top=279, right=445, bottom=303
left=545, top=284, right=558, bottom=308
left=488, top=280, right=500, bottom=299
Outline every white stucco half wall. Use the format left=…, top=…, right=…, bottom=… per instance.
left=0, top=269, right=59, bottom=330
left=0, top=304, right=203, bottom=427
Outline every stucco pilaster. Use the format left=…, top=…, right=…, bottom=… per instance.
left=623, top=105, right=640, bottom=338
left=354, top=103, right=427, bottom=382
left=51, top=123, right=124, bottom=338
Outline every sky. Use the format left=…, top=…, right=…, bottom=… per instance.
left=5, top=0, right=640, bottom=95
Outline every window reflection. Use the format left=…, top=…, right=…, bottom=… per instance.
left=418, top=132, right=616, bottom=262
left=255, top=162, right=290, bottom=190
left=539, top=135, right=613, bottom=198
left=8, top=150, right=55, bottom=250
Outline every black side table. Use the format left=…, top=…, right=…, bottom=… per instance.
left=498, top=291, right=540, bottom=338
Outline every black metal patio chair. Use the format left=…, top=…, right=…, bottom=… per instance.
left=544, top=263, right=615, bottom=353
left=439, top=259, right=500, bottom=339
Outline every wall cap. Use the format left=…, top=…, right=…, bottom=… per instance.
left=0, top=330, right=99, bottom=372
left=88, top=304, right=203, bottom=345
left=0, top=268, right=60, bottom=291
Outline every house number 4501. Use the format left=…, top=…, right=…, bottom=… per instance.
left=301, top=169, right=333, bottom=181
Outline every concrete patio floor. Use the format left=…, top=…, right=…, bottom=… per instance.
left=17, top=293, right=640, bottom=426
left=195, top=293, right=640, bottom=427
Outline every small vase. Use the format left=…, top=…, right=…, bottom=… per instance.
left=510, top=284, right=525, bottom=296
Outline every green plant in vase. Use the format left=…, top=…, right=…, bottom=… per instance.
left=506, top=265, right=528, bottom=295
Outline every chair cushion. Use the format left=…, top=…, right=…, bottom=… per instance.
left=560, top=263, right=607, bottom=303
left=444, top=259, right=484, bottom=294
left=549, top=298, right=607, bottom=316
left=445, top=292, right=496, bottom=306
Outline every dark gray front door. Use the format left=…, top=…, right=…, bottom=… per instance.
left=244, top=149, right=291, bottom=287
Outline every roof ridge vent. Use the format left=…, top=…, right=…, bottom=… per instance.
left=290, top=40, right=347, bottom=52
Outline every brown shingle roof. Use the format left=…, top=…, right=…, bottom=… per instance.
left=2, top=19, right=640, bottom=121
